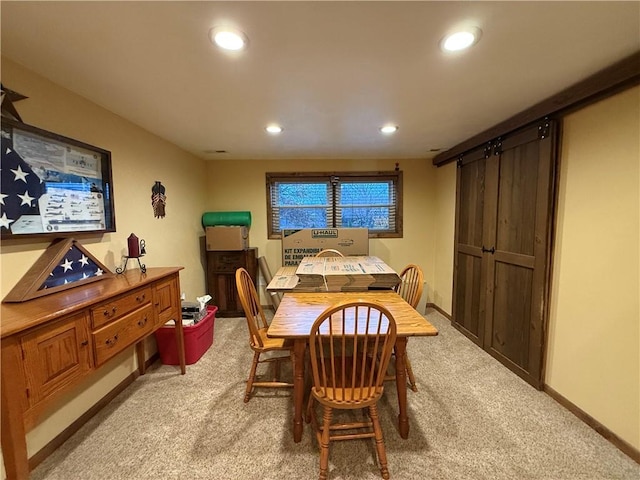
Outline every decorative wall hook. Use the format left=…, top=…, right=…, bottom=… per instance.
left=151, top=181, right=166, bottom=218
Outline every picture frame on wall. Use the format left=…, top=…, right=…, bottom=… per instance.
left=3, top=237, right=114, bottom=302
left=0, top=118, right=116, bottom=239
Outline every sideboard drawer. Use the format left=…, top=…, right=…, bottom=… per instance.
left=90, top=287, right=152, bottom=329
left=92, top=304, right=155, bottom=366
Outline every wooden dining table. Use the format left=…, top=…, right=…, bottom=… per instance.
left=268, top=290, right=439, bottom=443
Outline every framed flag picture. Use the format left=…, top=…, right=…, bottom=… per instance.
left=3, top=237, right=113, bottom=302
left=0, top=118, right=115, bottom=239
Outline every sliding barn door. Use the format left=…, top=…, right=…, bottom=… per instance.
left=452, top=155, right=488, bottom=346
left=452, top=121, right=557, bottom=388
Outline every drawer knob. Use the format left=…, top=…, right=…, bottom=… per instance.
left=103, top=306, right=117, bottom=317
left=105, top=334, right=119, bottom=347
left=137, top=317, right=148, bottom=328
left=136, top=294, right=146, bottom=303
left=81, top=340, right=89, bottom=347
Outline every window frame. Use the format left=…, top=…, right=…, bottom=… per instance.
left=266, top=171, right=403, bottom=239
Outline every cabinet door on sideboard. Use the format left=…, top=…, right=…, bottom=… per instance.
left=20, top=312, right=93, bottom=410
left=206, top=248, right=257, bottom=317
left=154, top=273, right=181, bottom=327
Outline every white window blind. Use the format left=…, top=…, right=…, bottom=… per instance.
left=266, top=171, right=402, bottom=239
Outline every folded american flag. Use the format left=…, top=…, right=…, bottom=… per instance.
left=40, top=243, right=105, bottom=290
left=1, top=139, right=46, bottom=231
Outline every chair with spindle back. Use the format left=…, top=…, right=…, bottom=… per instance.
left=306, top=300, right=397, bottom=480
left=390, top=264, right=424, bottom=392
left=235, top=267, right=293, bottom=402
left=315, top=249, right=344, bottom=258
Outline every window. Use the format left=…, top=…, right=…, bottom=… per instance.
left=266, top=171, right=402, bottom=239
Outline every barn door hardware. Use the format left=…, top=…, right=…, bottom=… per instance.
left=493, top=138, right=503, bottom=156
left=483, top=142, right=493, bottom=159
left=538, top=118, right=551, bottom=139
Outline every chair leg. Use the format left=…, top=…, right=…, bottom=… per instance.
left=244, top=351, right=261, bottom=403
left=306, top=393, right=314, bottom=424
left=405, top=355, right=417, bottom=392
left=319, top=406, right=333, bottom=480
left=369, top=404, right=390, bottom=480
left=274, top=356, right=281, bottom=381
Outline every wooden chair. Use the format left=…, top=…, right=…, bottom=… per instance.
left=390, top=264, right=424, bottom=392
left=315, top=249, right=344, bottom=258
left=306, top=300, right=397, bottom=480
left=235, top=267, right=293, bottom=402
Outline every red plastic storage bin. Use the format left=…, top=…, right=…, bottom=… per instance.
left=155, top=305, right=217, bottom=365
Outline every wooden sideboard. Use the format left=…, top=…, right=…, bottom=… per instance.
left=0, top=267, right=185, bottom=480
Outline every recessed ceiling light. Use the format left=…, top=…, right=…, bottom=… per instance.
left=265, top=125, right=283, bottom=134
left=209, top=26, right=248, bottom=51
left=380, top=125, right=398, bottom=134
left=441, top=28, right=482, bottom=52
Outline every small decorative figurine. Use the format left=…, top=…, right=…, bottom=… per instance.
left=151, top=181, right=166, bottom=218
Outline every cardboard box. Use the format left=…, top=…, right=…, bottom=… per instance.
left=282, top=228, right=369, bottom=266
left=206, top=226, right=249, bottom=251
left=295, top=256, right=400, bottom=291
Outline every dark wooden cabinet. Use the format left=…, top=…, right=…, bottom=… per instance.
left=206, top=248, right=258, bottom=317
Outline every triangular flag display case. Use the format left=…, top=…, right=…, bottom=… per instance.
left=3, top=238, right=113, bottom=302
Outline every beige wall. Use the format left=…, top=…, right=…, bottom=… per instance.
left=433, top=162, right=456, bottom=314
left=546, top=86, right=640, bottom=450
left=0, top=58, right=208, bottom=470
left=205, top=158, right=438, bottom=312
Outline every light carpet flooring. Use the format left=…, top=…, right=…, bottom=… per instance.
left=31, top=309, right=639, bottom=480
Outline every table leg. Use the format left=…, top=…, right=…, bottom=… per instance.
left=394, top=337, right=410, bottom=439
left=293, top=339, right=306, bottom=442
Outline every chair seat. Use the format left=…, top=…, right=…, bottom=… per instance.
left=255, top=327, right=292, bottom=351
left=312, top=386, right=384, bottom=404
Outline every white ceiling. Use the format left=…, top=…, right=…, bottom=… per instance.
left=1, top=1, right=639, bottom=162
